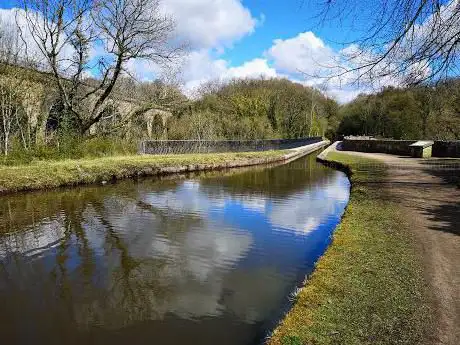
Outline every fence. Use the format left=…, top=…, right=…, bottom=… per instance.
left=140, top=137, right=324, bottom=155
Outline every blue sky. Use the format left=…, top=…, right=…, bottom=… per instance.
left=219, top=0, right=352, bottom=67
left=0, top=0, right=370, bottom=102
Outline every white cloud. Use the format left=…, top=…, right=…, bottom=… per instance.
left=0, top=8, right=55, bottom=65
left=0, top=8, right=85, bottom=74
left=181, top=50, right=277, bottom=96
left=0, top=8, right=42, bottom=60
left=327, top=87, right=366, bottom=104
left=180, top=50, right=228, bottom=92
left=266, top=31, right=334, bottom=77
left=125, top=58, right=163, bottom=81
left=179, top=44, right=363, bottom=103
left=226, top=58, right=277, bottom=79
left=162, top=0, right=259, bottom=49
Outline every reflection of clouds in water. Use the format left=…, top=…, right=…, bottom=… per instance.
left=141, top=180, right=225, bottom=216
left=82, top=206, right=111, bottom=254
left=142, top=181, right=267, bottom=216
left=231, top=194, right=266, bottom=213
left=182, top=180, right=200, bottom=190
left=0, top=216, right=66, bottom=258
left=149, top=225, right=254, bottom=321
left=78, top=172, right=349, bottom=326
left=323, top=175, right=350, bottom=202
left=269, top=175, right=350, bottom=234
left=74, top=195, right=255, bottom=325
left=183, top=225, right=253, bottom=282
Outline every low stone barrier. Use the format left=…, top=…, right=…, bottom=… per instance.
left=140, top=137, right=323, bottom=154
left=342, top=138, right=460, bottom=158
left=432, top=141, right=460, bottom=158
left=342, top=139, right=417, bottom=155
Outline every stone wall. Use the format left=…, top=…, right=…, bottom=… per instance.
left=342, top=138, right=460, bottom=158
left=432, top=141, right=460, bottom=158
left=140, top=137, right=324, bottom=154
left=341, top=139, right=417, bottom=155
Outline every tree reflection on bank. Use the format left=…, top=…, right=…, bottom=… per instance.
left=0, top=153, right=349, bottom=345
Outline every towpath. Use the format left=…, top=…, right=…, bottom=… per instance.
left=328, top=143, right=460, bottom=345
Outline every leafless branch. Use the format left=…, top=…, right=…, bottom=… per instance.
left=19, top=0, right=184, bottom=135
left=306, top=0, right=460, bottom=86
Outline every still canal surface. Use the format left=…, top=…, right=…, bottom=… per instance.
left=0, top=153, right=349, bottom=345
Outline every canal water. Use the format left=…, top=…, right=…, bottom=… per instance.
left=0, top=153, right=349, bottom=345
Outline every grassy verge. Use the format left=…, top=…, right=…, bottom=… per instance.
left=0, top=150, right=289, bottom=194
left=269, top=151, right=430, bottom=345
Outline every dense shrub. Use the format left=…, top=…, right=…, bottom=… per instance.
left=0, top=136, right=138, bottom=165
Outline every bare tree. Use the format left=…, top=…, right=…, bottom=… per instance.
left=20, top=0, right=183, bottom=135
left=310, top=0, right=460, bottom=85
left=0, top=21, right=30, bottom=155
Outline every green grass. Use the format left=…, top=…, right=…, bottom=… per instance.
left=0, top=150, right=288, bottom=194
left=269, top=151, right=430, bottom=345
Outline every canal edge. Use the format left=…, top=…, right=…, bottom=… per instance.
left=0, top=140, right=330, bottom=196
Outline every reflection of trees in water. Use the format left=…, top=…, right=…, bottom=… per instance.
left=0, top=187, right=254, bottom=329
left=199, top=154, right=341, bottom=197
left=0, top=180, right=180, bottom=233
left=69, top=196, right=258, bottom=328
left=64, top=194, right=176, bottom=328
left=0, top=189, right=175, bottom=329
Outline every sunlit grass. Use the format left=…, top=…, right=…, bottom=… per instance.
left=0, top=150, right=288, bottom=194
left=269, top=150, right=431, bottom=345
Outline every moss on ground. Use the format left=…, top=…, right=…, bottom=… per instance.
left=0, top=150, right=288, bottom=194
left=269, top=151, right=430, bottom=345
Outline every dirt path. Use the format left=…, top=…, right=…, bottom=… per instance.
left=334, top=146, right=460, bottom=345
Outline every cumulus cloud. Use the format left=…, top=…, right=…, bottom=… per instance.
left=263, top=31, right=417, bottom=102
left=225, top=58, right=277, bottom=79
left=266, top=31, right=335, bottom=77
left=162, top=0, right=259, bottom=49
left=124, top=0, right=262, bottom=82
left=181, top=50, right=277, bottom=96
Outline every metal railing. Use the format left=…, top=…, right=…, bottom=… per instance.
left=139, top=137, right=324, bottom=155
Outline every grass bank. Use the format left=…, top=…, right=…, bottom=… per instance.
left=0, top=150, right=292, bottom=194
left=269, top=151, right=431, bottom=345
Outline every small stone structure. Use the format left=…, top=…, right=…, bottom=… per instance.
left=140, top=137, right=323, bottom=154
left=409, top=141, right=434, bottom=158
